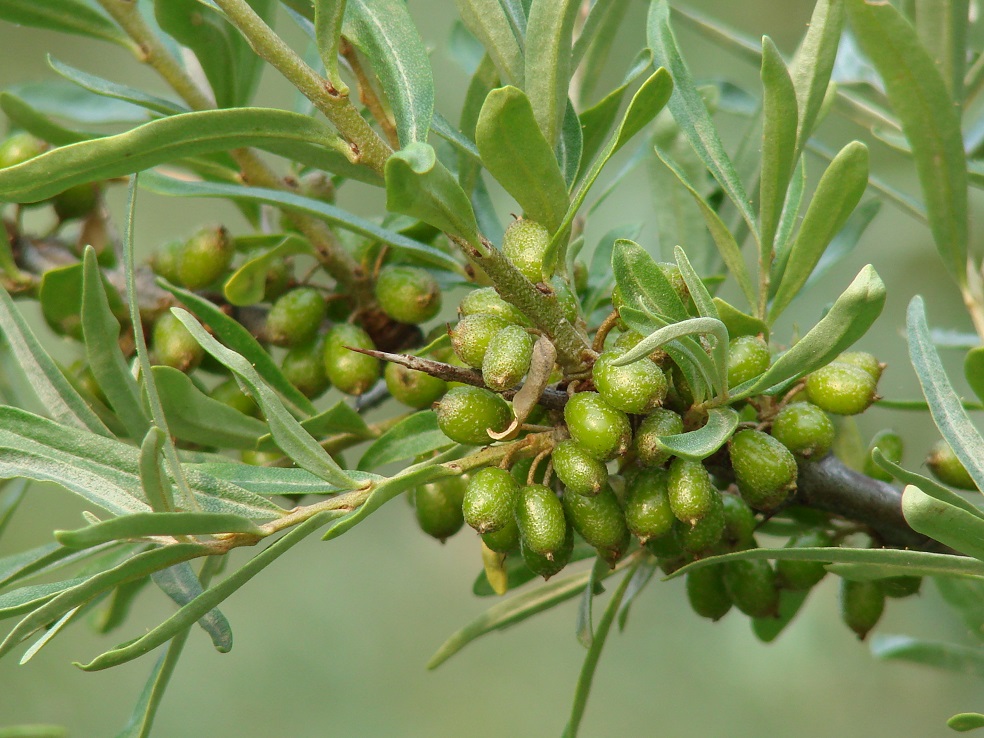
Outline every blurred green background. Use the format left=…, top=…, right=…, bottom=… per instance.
left=1, top=1, right=982, bottom=736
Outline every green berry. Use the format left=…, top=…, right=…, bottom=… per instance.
left=552, top=439, right=608, bottom=496
left=375, top=265, right=442, bottom=324
left=482, top=517, right=521, bottom=553
left=677, top=493, right=725, bottom=554
left=634, top=409, right=684, bottom=467
left=927, top=440, right=978, bottom=490
left=482, top=324, right=533, bottom=391
left=450, top=313, right=509, bottom=368
left=463, top=467, right=520, bottom=534
left=515, top=484, right=568, bottom=560
left=770, top=402, right=835, bottom=460
left=721, top=493, right=757, bottom=550
left=729, top=429, right=798, bottom=511
left=726, top=336, right=770, bottom=388
left=667, top=457, right=717, bottom=524
left=686, top=565, right=732, bottom=621
left=384, top=361, right=447, bottom=408
left=805, top=362, right=878, bottom=416
left=562, top=486, right=630, bottom=565
left=414, top=476, right=466, bottom=542
left=863, top=429, right=904, bottom=482
left=151, top=240, right=185, bottom=285
left=521, top=522, right=573, bottom=580
left=837, top=350, right=883, bottom=381
left=176, top=226, right=233, bottom=290
left=266, top=287, right=327, bottom=347
left=658, top=262, right=690, bottom=302
left=241, top=449, right=283, bottom=466
left=0, top=132, right=45, bottom=169
left=614, top=330, right=668, bottom=366
left=592, top=350, right=667, bottom=414
left=323, top=323, right=380, bottom=395
left=458, top=287, right=530, bottom=325
left=572, top=259, right=588, bottom=293
left=436, top=386, right=511, bottom=445
left=624, top=468, right=675, bottom=543
left=776, top=530, right=832, bottom=590
left=502, top=218, right=550, bottom=283
left=282, top=337, right=330, bottom=398
left=723, top=559, right=779, bottom=618
left=263, top=259, right=292, bottom=302
left=840, top=578, right=884, bottom=640
left=210, top=377, right=260, bottom=417
left=152, top=312, right=204, bottom=372
left=52, top=182, right=100, bottom=221
left=881, top=576, right=922, bottom=598
left=564, top=392, right=632, bottom=462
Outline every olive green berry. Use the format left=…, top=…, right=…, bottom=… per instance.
left=776, top=530, right=832, bottom=590
left=176, top=226, right=233, bottom=290
left=723, top=559, right=780, bottom=618
left=729, top=429, right=798, bottom=511
left=634, top=409, right=684, bottom=467
left=727, top=336, right=770, bottom=388
left=0, top=132, right=45, bottom=169
left=667, top=457, right=717, bottom=524
left=677, top=493, right=725, bottom=554
left=721, top=493, right=757, bottom=550
left=592, top=350, right=667, bottom=414
left=805, top=362, right=878, bottom=416
left=881, top=576, right=922, bottom=598
left=624, top=468, right=675, bottom=543
left=323, top=323, right=380, bottom=395
left=282, top=337, right=330, bottom=398
left=502, top=218, right=550, bottom=283
left=210, top=377, right=260, bottom=417
left=927, top=440, right=978, bottom=490
left=515, top=484, right=568, bottom=560
left=686, top=565, right=732, bottom=621
left=414, top=476, right=466, bottom=542
left=483, top=324, right=533, bottom=391
left=770, top=402, right=835, bottom=460
left=658, top=262, right=690, bottom=303
left=564, top=392, right=632, bottom=461
left=840, top=578, right=885, bottom=640
left=482, top=517, right=521, bottom=553
left=374, top=265, right=442, bottom=324
left=266, top=287, right=327, bottom=347
left=837, top=350, right=884, bottom=381
left=463, top=467, right=520, bottom=534
left=863, top=429, right=904, bottom=482
left=458, top=287, right=530, bottom=325
left=152, top=312, right=204, bottom=372
left=521, top=523, right=573, bottom=580
left=450, top=313, right=509, bottom=369
left=436, top=386, right=511, bottom=445
left=384, top=361, right=447, bottom=408
left=562, top=486, right=630, bottom=565
left=552, top=439, right=608, bottom=496
left=52, top=182, right=100, bottom=221
left=151, top=240, right=185, bottom=285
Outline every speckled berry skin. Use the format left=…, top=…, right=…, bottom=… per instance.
left=776, top=530, right=832, bottom=590
left=463, top=467, right=519, bottom=534
left=482, top=324, right=533, bottom=391
left=863, top=429, right=903, bottom=482
left=563, top=392, right=632, bottom=462
left=927, top=440, right=978, bottom=490
left=563, top=486, right=629, bottom=564
left=374, top=265, right=441, bottom=324
left=450, top=313, right=509, bottom=369
left=552, top=439, right=608, bottom=496
left=805, top=362, right=877, bottom=416
left=384, top=361, right=447, bottom=409
left=521, top=523, right=573, bottom=579
left=152, top=312, right=204, bottom=372
left=176, top=226, right=234, bottom=290
left=686, top=565, right=732, bottom=621
left=840, top=578, right=884, bottom=640
left=515, top=484, right=568, bottom=560
left=482, top=517, right=521, bottom=553
left=502, top=218, right=550, bottom=283
left=282, top=337, right=330, bottom=398
left=721, top=494, right=756, bottom=550
left=770, top=402, right=835, bottom=460
left=436, top=386, right=511, bottom=445
left=677, top=491, right=725, bottom=554
left=592, top=350, right=667, bottom=414
left=667, top=457, right=717, bottom=524
left=624, top=468, right=675, bottom=542
left=837, top=350, right=883, bottom=381
left=726, top=335, right=770, bottom=388
left=414, top=476, right=466, bottom=542
left=266, top=287, right=327, bottom=347
left=323, top=323, right=379, bottom=396
left=458, top=286, right=530, bottom=325
left=634, top=409, right=684, bottom=467
left=210, top=378, right=261, bottom=417
left=723, top=559, right=779, bottom=618
left=729, top=429, right=798, bottom=511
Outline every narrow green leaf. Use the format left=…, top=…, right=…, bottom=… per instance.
left=524, top=0, right=580, bottom=148
left=732, top=265, right=885, bottom=399
left=871, top=634, right=984, bottom=678
left=769, top=141, right=869, bottom=322
left=314, top=0, right=349, bottom=96
left=256, top=401, right=373, bottom=453
left=774, top=158, right=806, bottom=260
left=615, top=557, right=658, bottom=632
left=139, top=428, right=173, bottom=514
left=871, top=448, right=984, bottom=522
left=48, top=56, right=187, bottom=117
left=357, top=411, right=452, bottom=472
left=0, top=108, right=359, bottom=203
left=948, top=713, right=984, bottom=732
left=94, top=576, right=150, bottom=635
left=0, top=725, right=66, bottom=738
left=343, top=0, right=433, bottom=145
left=801, top=198, right=881, bottom=293
left=114, top=623, right=191, bottom=738
left=557, top=99, right=583, bottom=189
left=0, top=479, right=28, bottom=541
left=759, top=36, right=798, bottom=264
left=966, top=348, right=984, bottom=404
left=0, top=0, right=129, bottom=47
left=0, top=540, right=107, bottom=591
left=915, top=0, right=969, bottom=103
left=454, top=0, right=524, bottom=85
left=846, top=0, right=968, bottom=285
left=654, top=407, right=739, bottom=461
left=907, top=296, right=984, bottom=490
left=790, top=0, right=845, bottom=157
left=172, top=309, right=360, bottom=491
left=613, top=316, right=726, bottom=390
left=611, top=238, right=688, bottom=321
left=55, top=512, right=263, bottom=549
left=428, top=566, right=594, bottom=669
left=903, top=486, right=984, bottom=561
left=0, top=92, right=92, bottom=146
left=0, top=577, right=89, bottom=620
left=19, top=604, right=82, bottom=663
left=151, top=561, right=231, bottom=653
left=647, top=0, right=758, bottom=238
left=195, top=463, right=374, bottom=497
left=475, top=86, right=569, bottom=233
left=674, top=246, right=719, bottom=320
left=152, top=366, right=268, bottom=450
left=576, top=557, right=610, bottom=649
left=159, top=282, right=315, bottom=416
left=752, top=589, right=810, bottom=643
left=713, top=298, right=768, bottom=341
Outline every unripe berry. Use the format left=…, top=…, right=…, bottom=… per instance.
left=482, top=517, right=521, bottom=553
left=152, top=312, right=204, bottom=372
left=837, top=350, right=884, bottom=381
left=729, top=429, right=798, bottom=511
left=881, top=576, right=922, bottom=598
left=502, top=218, right=550, bottom=283
left=436, top=386, right=511, bottom=445
left=633, top=409, right=684, bottom=467
left=562, top=486, right=630, bottom=565
left=563, top=392, right=632, bottom=461
left=384, top=361, right=446, bottom=408
left=151, top=240, right=184, bottom=285
left=658, top=262, right=689, bottom=302
left=210, top=377, right=260, bottom=417
left=176, top=226, right=233, bottom=290
left=414, top=476, right=466, bottom=542
left=840, top=578, right=884, bottom=640
left=721, top=493, right=757, bottom=550
left=263, top=259, right=292, bottom=302
left=482, top=324, right=533, bottom=391
left=458, top=286, right=530, bottom=325
left=266, top=287, right=327, bottom=347
left=52, top=182, right=100, bottom=221
left=726, top=335, right=770, bottom=388
left=450, top=313, right=509, bottom=368
left=592, top=349, right=667, bottom=415
left=515, top=484, right=568, bottom=560
left=323, top=323, right=379, bottom=395
left=374, top=265, right=441, bottom=324
left=552, top=439, right=608, bottom=496
left=805, top=362, right=878, bottom=415
left=463, top=467, right=519, bottom=534
left=572, top=259, right=588, bottom=293
left=723, top=559, right=779, bottom=618
left=770, top=402, right=835, bottom=460
left=282, top=337, right=330, bottom=398
left=0, top=132, right=45, bottom=169
left=624, top=468, right=675, bottom=543
left=686, top=565, right=732, bottom=621
left=614, top=330, right=669, bottom=366
left=667, top=457, right=717, bottom=524
left=521, top=522, right=573, bottom=580
left=927, top=440, right=978, bottom=490
left=677, top=492, right=725, bottom=554
left=776, top=530, right=832, bottom=590
left=863, top=429, right=904, bottom=482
